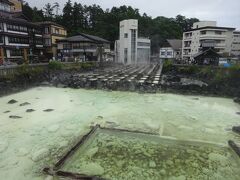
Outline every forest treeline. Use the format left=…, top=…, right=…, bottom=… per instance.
left=22, top=0, right=199, bottom=53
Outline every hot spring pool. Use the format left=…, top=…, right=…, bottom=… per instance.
left=0, top=87, right=239, bottom=180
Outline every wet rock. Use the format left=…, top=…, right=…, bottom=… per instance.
left=236, top=112, right=240, bottom=115
left=166, top=160, right=173, bottom=166
left=228, top=140, right=240, bottom=157
left=26, top=109, right=35, bottom=113
left=232, top=126, right=240, bottom=134
left=8, top=99, right=18, bottom=104
left=3, top=111, right=10, bottom=114
left=149, top=160, right=156, bottom=168
left=208, top=153, right=228, bottom=164
left=45, top=175, right=54, bottom=180
left=105, top=121, right=119, bottom=128
left=79, top=163, right=104, bottom=176
left=192, top=97, right=199, bottom=100
left=20, top=102, right=31, bottom=106
left=9, top=115, right=22, bottom=119
left=233, top=97, right=240, bottom=104
left=41, top=81, right=51, bottom=86
left=96, top=116, right=103, bottom=120
left=57, top=83, right=67, bottom=88
left=43, top=109, right=54, bottom=112
left=181, top=78, right=208, bottom=87
left=160, top=169, right=166, bottom=176
left=31, top=148, right=49, bottom=162
left=85, top=147, right=99, bottom=158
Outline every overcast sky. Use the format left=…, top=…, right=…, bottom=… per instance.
left=26, top=0, right=240, bottom=30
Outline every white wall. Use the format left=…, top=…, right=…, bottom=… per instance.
left=182, top=21, right=236, bottom=60
left=119, top=19, right=138, bottom=64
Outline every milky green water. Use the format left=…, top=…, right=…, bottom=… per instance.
left=62, top=128, right=240, bottom=180
left=0, top=87, right=239, bottom=180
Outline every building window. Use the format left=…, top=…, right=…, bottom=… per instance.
left=52, top=27, right=55, bottom=34
left=7, top=24, right=28, bottom=32
left=55, top=28, right=59, bottom=34
left=34, top=28, right=42, bottom=35
left=124, top=33, right=128, bottom=38
left=8, top=37, right=29, bottom=44
left=35, top=38, right=43, bottom=45
left=45, top=27, right=50, bottom=34
left=131, top=29, right=136, bottom=63
left=124, top=48, right=128, bottom=63
left=167, top=52, right=172, bottom=56
left=10, top=49, right=23, bottom=56
left=0, top=36, right=3, bottom=43
left=0, top=2, right=11, bottom=12
left=200, top=31, right=206, bottom=35
left=73, top=43, right=81, bottom=49
left=215, top=31, right=222, bottom=35
left=160, top=52, right=165, bottom=56
left=137, top=42, right=151, bottom=46
left=63, top=43, right=71, bottom=49
left=44, top=38, right=51, bottom=46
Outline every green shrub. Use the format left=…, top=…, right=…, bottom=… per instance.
left=17, top=64, right=30, bottom=75
left=200, top=66, right=214, bottom=77
left=48, top=61, right=63, bottom=70
left=163, top=59, right=173, bottom=72
left=81, top=62, right=95, bottom=70
left=178, top=66, right=199, bottom=75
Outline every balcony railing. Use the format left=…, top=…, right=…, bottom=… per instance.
left=199, top=34, right=226, bottom=39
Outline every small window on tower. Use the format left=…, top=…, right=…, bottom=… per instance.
left=124, top=33, right=128, bottom=38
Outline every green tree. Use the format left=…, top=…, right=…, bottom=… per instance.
left=43, top=3, right=54, bottom=20
left=72, top=2, right=85, bottom=34
left=62, top=0, right=73, bottom=32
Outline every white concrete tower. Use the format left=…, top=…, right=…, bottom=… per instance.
left=119, top=19, right=138, bottom=64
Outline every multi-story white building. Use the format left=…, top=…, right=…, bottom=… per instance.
left=231, top=31, right=240, bottom=57
left=115, top=19, right=151, bottom=64
left=182, top=21, right=236, bottom=61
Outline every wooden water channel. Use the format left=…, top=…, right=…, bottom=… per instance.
left=68, top=64, right=163, bottom=92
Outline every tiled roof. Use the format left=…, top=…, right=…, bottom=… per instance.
left=58, top=33, right=110, bottom=44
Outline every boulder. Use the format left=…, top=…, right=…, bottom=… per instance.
left=232, top=126, right=240, bottom=134
left=233, top=97, right=240, bottom=104
left=228, top=140, right=240, bottom=157
left=9, top=115, right=22, bottom=119
left=180, top=78, right=208, bottom=87
left=43, top=109, right=54, bottom=112
left=79, top=163, right=104, bottom=176
left=31, top=148, right=49, bottom=162
left=8, top=99, right=18, bottom=104
left=26, top=109, right=35, bottom=113
left=20, top=102, right=31, bottom=106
